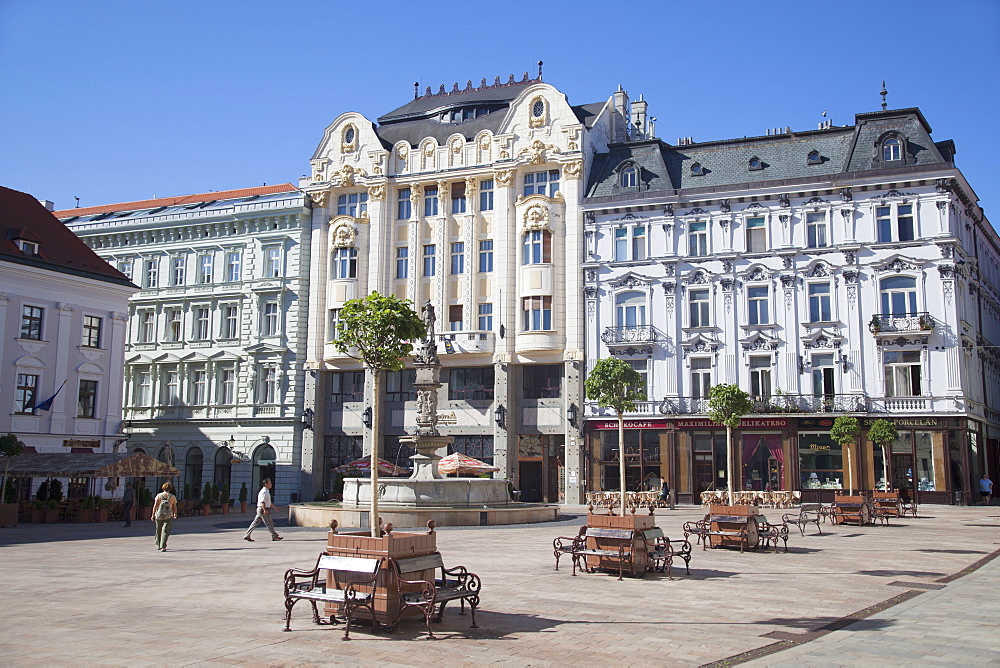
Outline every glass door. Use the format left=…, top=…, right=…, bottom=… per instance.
left=891, top=453, right=915, bottom=503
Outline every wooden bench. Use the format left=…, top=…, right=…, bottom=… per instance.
left=283, top=553, right=433, bottom=640
left=833, top=501, right=870, bottom=526
left=552, top=526, right=644, bottom=579
left=756, top=515, right=790, bottom=553
left=782, top=503, right=823, bottom=536
left=395, top=552, right=481, bottom=629
left=704, top=514, right=757, bottom=552
left=682, top=514, right=711, bottom=546
left=643, top=527, right=692, bottom=578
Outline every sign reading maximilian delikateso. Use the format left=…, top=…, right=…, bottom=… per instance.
left=587, top=418, right=789, bottom=430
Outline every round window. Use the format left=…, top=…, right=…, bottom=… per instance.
left=532, top=100, right=545, bottom=118
left=345, top=127, right=355, bottom=143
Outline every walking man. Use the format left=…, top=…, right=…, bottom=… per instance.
left=980, top=474, right=994, bottom=505
left=243, top=478, right=283, bottom=542
left=122, top=482, right=134, bottom=527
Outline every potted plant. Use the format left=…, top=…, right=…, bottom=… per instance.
left=868, top=419, right=899, bottom=494
left=44, top=498, right=59, bottom=523
left=211, top=482, right=221, bottom=512
left=830, top=416, right=860, bottom=494
left=239, top=482, right=248, bottom=513
left=868, top=315, right=882, bottom=334
left=78, top=495, right=95, bottom=523
left=0, top=433, right=25, bottom=528
left=220, top=484, right=230, bottom=515
left=183, top=483, right=191, bottom=502
left=31, top=499, right=45, bottom=523
left=48, top=478, right=63, bottom=502
left=202, top=482, right=212, bottom=516
left=920, top=314, right=936, bottom=331
left=95, top=496, right=110, bottom=522
left=138, top=487, right=152, bottom=520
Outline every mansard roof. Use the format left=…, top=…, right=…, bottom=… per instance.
left=52, top=184, right=299, bottom=219
left=585, top=107, right=953, bottom=201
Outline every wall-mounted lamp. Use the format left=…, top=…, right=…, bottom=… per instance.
left=361, top=406, right=373, bottom=429
left=797, top=355, right=811, bottom=374
left=301, top=407, right=314, bottom=431
left=566, top=403, right=578, bottom=429
left=494, top=404, right=506, bottom=429
left=498, top=324, right=506, bottom=339
left=837, top=352, right=849, bottom=372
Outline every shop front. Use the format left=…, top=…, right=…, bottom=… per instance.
left=584, top=419, right=670, bottom=499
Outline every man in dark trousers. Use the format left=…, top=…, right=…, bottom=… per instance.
left=122, top=482, right=135, bottom=527
left=243, top=478, right=283, bottom=542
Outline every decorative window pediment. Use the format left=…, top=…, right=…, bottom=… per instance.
left=610, top=272, right=654, bottom=291
left=873, top=254, right=923, bottom=274
left=805, top=261, right=832, bottom=277
left=687, top=269, right=712, bottom=285
left=742, top=264, right=771, bottom=282
left=681, top=332, right=720, bottom=356
left=739, top=330, right=781, bottom=352
left=800, top=327, right=843, bottom=349
left=521, top=204, right=551, bottom=231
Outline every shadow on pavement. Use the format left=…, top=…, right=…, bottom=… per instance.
left=855, top=569, right=947, bottom=578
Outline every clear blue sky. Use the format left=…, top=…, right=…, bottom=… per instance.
left=2, top=0, right=998, bottom=220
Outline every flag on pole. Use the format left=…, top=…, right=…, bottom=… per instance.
left=33, top=379, right=67, bottom=413
left=442, top=338, right=455, bottom=354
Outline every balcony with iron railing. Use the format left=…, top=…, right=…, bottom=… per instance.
left=601, top=325, right=660, bottom=346
left=869, top=312, right=936, bottom=335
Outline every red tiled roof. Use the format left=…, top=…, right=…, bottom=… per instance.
left=52, top=183, right=299, bottom=218
left=0, top=186, right=132, bottom=283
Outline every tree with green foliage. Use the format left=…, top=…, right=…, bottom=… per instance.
left=707, top=384, right=753, bottom=505
left=830, top=416, right=860, bottom=494
left=867, top=418, right=899, bottom=491
left=332, top=291, right=426, bottom=537
left=584, top=357, right=647, bottom=514
left=202, top=482, right=213, bottom=504
left=0, top=433, right=25, bottom=504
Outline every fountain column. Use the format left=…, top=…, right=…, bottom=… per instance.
left=401, top=302, right=453, bottom=479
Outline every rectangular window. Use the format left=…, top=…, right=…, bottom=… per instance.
left=199, top=254, right=213, bottom=283
left=171, top=256, right=185, bottom=285
left=449, top=305, right=463, bottom=331
left=479, top=179, right=494, bottom=211
left=897, top=204, right=914, bottom=241
left=884, top=350, right=922, bottom=397
left=691, top=357, right=712, bottom=398
left=806, top=212, right=828, bottom=248
left=140, top=311, right=155, bottom=343
left=450, top=242, right=465, bottom=274
left=385, top=369, right=417, bottom=402
left=136, top=371, right=152, bottom=406
left=190, top=369, right=207, bottom=405
left=259, top=367, right=277, bottom=404
left=748, top=286, right=769, bottom=325
left=163, top=370, right=180, bottom=406
left=337, top=192, right=368, bottom=217
left=333, top=247, right=358, bottom=279
left=15, top=373, right=38, bottom=413
left=522, top=296, right=552, bottom=331
left=21, top=305, right=43, bottom=340
left=448, top=367, right=495, bottom=401
left=118, top=260, right=133, bottom=279
left=396, top=247, right=409, bottom=279
left=746, top=217, right=766, bottom=253
left=749, top=356, right=772, bottom=399
left=266, top=248, right=282, bottom=277
left=219, top=368, right=236, bottom=404
left=222, top=306, right=238, bottom=339
left=450, top=182, right=466, bottom=214
left=82, top=315, right=102, bottom=348
left=875, top=204, right=913, bottom=243
left=522, top=230, right=551, bottom=264
left=327, top=308, right=341, bottom=342
left=397, top=188, right=412, bottom=220
left=808, top=282, right=832, bottom=322
left=423, top=245, right=436, bottom=276
left=689, top=221, right=708, bottom=256
left=424, top=187, right=439, bottom=216
left=632, top=226, right=647, bottom=261
left=330, top=371, right=365, bottom=403
left=76, top=380, right=97, bottom=418
left=226, top=251, right=241, bottom=282
left=876, top=206, right=892, bottom=243
left=143, top=258, right=158, bottom=288
left=478, top=303, right=493, bottom=330
left=194, top=308, right=209, bottom=340
left=614, top=227, right=628, bottom=261
left=522, top=364, right=561, bottom=399
left=165, top=309, right=182, bottom=342
left=478, top=240, right=493, bottom=272
left=811, top=354, right=835, bottom=397
left=626, top=359, right=648, bottom=395
left=262, top=301, right=279, bottom=336
left=689, top=289, right=709, bottom=327
left=523, top=169, right=560, bottom=196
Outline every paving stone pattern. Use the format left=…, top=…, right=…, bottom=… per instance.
left=0, top=504, right=997, bottom=667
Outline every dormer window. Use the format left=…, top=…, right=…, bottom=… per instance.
left=18, top=239, right=38, bottom=255
left=807, top=150, right=822, bottom=165
left=690, top=162, right=704, bottom=176
left=748, top=156, right=763, bottom=171
left=621, top=167, right=637, bottom=188
left=882, top=137, right=901, bottom=162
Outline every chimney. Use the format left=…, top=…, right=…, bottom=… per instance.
left=630, top=95, right=648, bottom=140
left=612, top=85, right=629, bottom=142
left=38, top=199, right=54, bottom=211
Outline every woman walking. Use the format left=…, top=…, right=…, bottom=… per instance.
left=151, top=482, right=177, bottom=551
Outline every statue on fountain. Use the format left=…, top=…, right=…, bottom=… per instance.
left=414, top=301, right=439, bottom=365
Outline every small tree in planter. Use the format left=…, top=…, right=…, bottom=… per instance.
left=707, top=384, right=754, bottom=506
left=0, top=433, right=25, bottom=527
left=183, top=483, right=191, bottom=502
left=868, top=418, right=899, bottom=492
left=830, top=416, right=860, bottom=494
left=220, top=484, right=230, bottom=514
left=202, top=482, right=213, bottom=515
left=585, top=357, right=647, bottom=515
left=212, top=482, right=221, bottom=507
left=238, top=482, right=248, bottom=513
left=48, top=478, right=63, bottom=502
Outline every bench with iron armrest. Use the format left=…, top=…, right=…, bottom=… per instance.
left=704, top=514, right=755, bottom=552
left=682, top=514, right=711, bottom=546
left=899, top=501, right=918, bottom=518
left=643, top=527, right=692, bottom=578
left=782, top=503, right=823, bottom=536
left=756, top=515, right=790, bottom=553
left=552, top=526, right=644, bottom=580
left=395, top=552, right=481, bottom=629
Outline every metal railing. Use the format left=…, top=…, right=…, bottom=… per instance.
left=601, top=325, right=660, bottom=345
left=869, top=312, right=936, bottom=334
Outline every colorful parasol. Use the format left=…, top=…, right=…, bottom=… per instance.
left=436, top=452, right=499, bottom=476
left=333, top=458, right=411, bottom=477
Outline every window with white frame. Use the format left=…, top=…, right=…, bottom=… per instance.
left=632, top=226, right=646, bottom=261
left=691, top=358, right=712, bottom=398
left=397, top=188, right=412, bottom=219
left=621, top=167, right=637, bottom=188
left=523, top=169, right=560, bottom=196
left=163, top=369, right=181, bottom=406
left=265, top=247, right=282, bottom=277
left=139, top=310, right=155, bottom=343
left=190, top=368, right=207, bottom=405
left=337, top=192, right=368, bottom=217
left=135, top=370, right=152, bottom=406
left=522, top=230, right=551, bottom=264
left=478, top=303, right=493, bottom=330
left=614, top=227, right=628, bottom=261
left=880, top=276, right=918, bottom=316
left=876, top=203, right=914, bottom=242
left=615, top=291, right=646, bottom=328
left=522, top=296, right=552, bottom=331
left=332, top=247, right=357, bottom=279
left=688, top=221, right=708, bottom=256
left=165, top=309, right=182, bottom=342
left=749, top=356, right=772, bottom=399
left=259, top=366, right=277, bottom=404
left=117, top=259, right=133, bottom=279
left=193, top=308, right=209, bottom=340
left=219, top=368, right=236, bottom=404
left=449, top=305, right=463, bottom=331
left=77, top=379, right=97, bottom=418
left=883, top=350, right=922, bottom=396
left=808, top=282, right=832, bottom=322
left=225, top=251, right=241, bottom=282
left=171, top=256, right=185, bottom=285
left=20, top=305, right=42, bottom=340
left=327, top=308, right=341, bottom=341
left=479, top=179, right=494, bottom=211
left=143, top=258, right=159, bottom=288
left=882, top=137, right=901, bottom=162
left=625, top=359, right=648, bottom=395
left=811, top=353, right=835, bottom=398
left=199, top=254, right=213, bottom=283
left=748, top=286, right=770, bottom=325
left=478, top=240, right=493, bottom=272
left=450, top=182, right=466, bottom=214
left=423, top=245, right=436, bottom=276
left=221, top=305, right=238, bottom=339
left=15, top=373, right=38, bottom=413
left=82, top=315, right=102, bottom=348
left=423, top=187, right=439, bottom=216
left=806, top=211, right=828, bottom=248
left=689, top=289, right=710, bottom=327
left=746, top=217, right=766, bottom=252
left=395, top=247, right=408, bottom=279
left=262, top=300, right=279, bottom=336
left=450, top=242, right=465, bottom=274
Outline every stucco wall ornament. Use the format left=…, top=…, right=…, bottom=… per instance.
left=611, top=274, right=650, bottom=290
left=368, top=182, right=386, bottom=201
left=337, top=164, right=365, bottom=187
left=528, top=96, right=548, bottom=128
left=331, top=221, right=356, bottom=249
left=495, top=169, right=514, bottom=187
left=520, top=140, right=561, bottom=165
left=523, top=205, right=549, bottom=231
left=341, top=125, right=358, bottom=154
left=876, top=258, right=918, bottom=274
left=563, top=160, right=583, bottom=180
left=309, top=191, right=330, bottom=207
left=809, top=263, right=830, bottom=277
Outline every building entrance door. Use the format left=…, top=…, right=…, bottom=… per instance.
left=519, top=461, right=543, bottom=502
left=891, top=453, right=915, bottom=503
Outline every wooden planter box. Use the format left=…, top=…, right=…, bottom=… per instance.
left=872, top=491, right=900, bottom=517
left=584, top=511, right=655, bottom=573
left=708, top=504, right=760, bottom=550
left=95, top=508, right=108, bottom=522
left=77, top=509, right=94, bottom=523
left=0, top=503, right=18, bottom=528
left=44, top=509, right=59, bottom=523
left=31, top=508, right=44, bottom=523
left=833, top=494, right=870, bottom=525
left=325, top=528, right=438, bottom=625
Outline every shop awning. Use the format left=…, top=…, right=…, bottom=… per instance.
left=0, top=452, right=179, bottom=478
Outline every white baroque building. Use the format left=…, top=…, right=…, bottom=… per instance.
left=60, top=185, right=311, bottom=504
left=582, top=98, right=999, bottom=505
left=298, top=72, right=632, bottom=503
left=1, top=186, right=137, bottom=498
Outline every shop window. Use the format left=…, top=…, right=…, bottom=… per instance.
left=448, top=367, right=494, bottom=401
left=523, top=364, right=562, bottom=399
left=798, top=433, right=842, bottom=489
left=330, top=371, right=365, bottom=403
left=385, top=369, right=416, bottom=402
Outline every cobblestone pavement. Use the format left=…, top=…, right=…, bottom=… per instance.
left=0, top=503, right=997, bottom=667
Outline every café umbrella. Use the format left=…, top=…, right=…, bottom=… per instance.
left=436, top=452, right=499, bottom=476
left=333, top=458, right=411, bottom=477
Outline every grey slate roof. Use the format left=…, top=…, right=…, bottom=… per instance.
left=585, top=108, right=952, bottom=200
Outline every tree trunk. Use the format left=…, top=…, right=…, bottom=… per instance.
left=618, top=412, right=627, bottom=515
left=882, top=443, right=889, bottom=491
left=847, top=443, right=853, bottom=494
left=370, top=369, right=381, bottom=538
left=724, top=426, right=734, bottom=505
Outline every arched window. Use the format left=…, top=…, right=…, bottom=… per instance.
left=214, top=447, right=232, bottom=492
left=880, top=276, right=917, bottom=316
left=621, top=167, right=637, bottom=188
left=185, top=448, right=204, bottom=498
left=748, top=156, right=763, bottom=171
left=807, top=150, right=822, bottom=165
left=690, top=162, right=704, bottom=176
left=882, top=137, right=901, bottom=162
left=253, top=444, right=277, bottom=498
left=615, top=292, right=646, bottom=329
left=522, top=230, right=551, bottom=265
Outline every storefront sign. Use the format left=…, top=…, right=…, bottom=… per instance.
left=63, top=439, right=99, bottom=449
left=437, top=411, right=457, bottom=425
left=810, top=444, right=831, bottom=451
left=861, top=417, right=939, bottom=427
left=588, top=419, right=670, bottom=430
left=674, top=418, right=788, bottom=429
